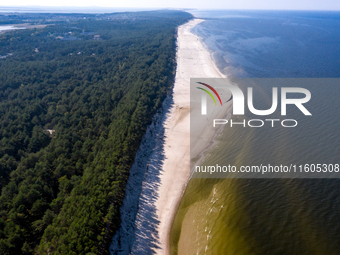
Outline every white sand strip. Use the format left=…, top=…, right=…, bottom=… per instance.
left=154, top=19, right=226, bottom=255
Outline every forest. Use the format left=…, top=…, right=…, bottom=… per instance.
left=0, top=10, right=192, bottom=254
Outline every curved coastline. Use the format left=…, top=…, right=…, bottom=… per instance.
left=154, top=18, right=227, bottom=254
left=109, top=18, right=227, bottom=255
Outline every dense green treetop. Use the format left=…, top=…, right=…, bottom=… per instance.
left=0, top=10, right=192, bottom=254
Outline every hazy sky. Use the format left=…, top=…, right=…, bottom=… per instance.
left=1, top=0, right=340, bottom=10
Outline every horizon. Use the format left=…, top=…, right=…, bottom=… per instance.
left=1, top=5, right=340, bottom=12
left=1, top=0, right=340, bottom=11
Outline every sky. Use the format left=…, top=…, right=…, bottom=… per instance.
left=1, top=0, right=340, bottom=10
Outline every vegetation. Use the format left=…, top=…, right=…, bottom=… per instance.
left=0, top=10, right=192, bottom=254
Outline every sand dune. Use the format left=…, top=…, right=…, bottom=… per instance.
left=154, top=19, right=227, bottom=255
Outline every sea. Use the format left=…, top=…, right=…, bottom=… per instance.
left=170, top=10, right=340, bottom=255
left=4, top=6, right=339, bottom=255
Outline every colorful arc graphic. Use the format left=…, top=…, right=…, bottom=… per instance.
left=196, top=87, right=217, bottom=105
left=196, top=82, right=223, bottom=106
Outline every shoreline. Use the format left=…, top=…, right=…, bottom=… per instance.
left=154, top=18, right=227, bottom=254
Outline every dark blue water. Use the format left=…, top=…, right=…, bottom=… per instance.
left=191, top=10, right=340, bottom=78
left=171, top=11, right=340, bottom=255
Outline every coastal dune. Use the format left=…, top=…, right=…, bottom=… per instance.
left=155, top=19, right=227, bottom=254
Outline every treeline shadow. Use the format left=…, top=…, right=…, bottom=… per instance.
left=110, top=93, right=174, bottom=255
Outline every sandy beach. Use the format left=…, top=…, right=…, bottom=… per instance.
left=154, top=18, right=227, bottom=254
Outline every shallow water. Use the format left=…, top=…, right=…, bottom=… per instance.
left=171, top=10, right=340, bottom=255
left=172, top=178, right=340, bottom=254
